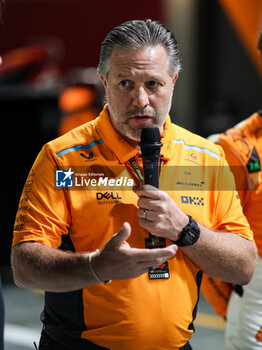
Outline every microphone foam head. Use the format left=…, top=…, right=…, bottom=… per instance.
left=140, top=126, right=160, bottom=144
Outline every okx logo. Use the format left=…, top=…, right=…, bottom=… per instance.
left=181, top=195, right=204, bottom=206
left=56, top=168, right=74, bottom=187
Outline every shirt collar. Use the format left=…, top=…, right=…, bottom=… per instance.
left=95, top=105, right=174, bottom=163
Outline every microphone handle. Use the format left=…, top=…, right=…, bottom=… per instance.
left=143, top=157, right=160, bottom=188
left=142, top=156, right=161, bottom=239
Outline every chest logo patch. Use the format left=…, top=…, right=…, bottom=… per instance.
left=181, top=195, right=204, bottom=206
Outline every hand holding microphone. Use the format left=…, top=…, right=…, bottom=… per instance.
left=135, top=126, right=188, bottom=241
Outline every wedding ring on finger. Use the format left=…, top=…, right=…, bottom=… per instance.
left=143, top=209, right=148, bottom=220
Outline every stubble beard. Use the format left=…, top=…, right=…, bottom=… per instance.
left=106, top=97, right=172, bottom=143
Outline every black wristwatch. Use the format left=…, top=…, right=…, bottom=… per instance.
left=172, top=215, right=200, bottom=247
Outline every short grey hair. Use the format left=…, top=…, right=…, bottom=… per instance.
left=97, top=19, right=181, bottom=79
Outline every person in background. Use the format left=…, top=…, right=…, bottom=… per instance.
left=201, top=31, right=262, bottom=350
left=58, top=84, right=100, bottom=135
left=11, top=19, right=256, bottom=350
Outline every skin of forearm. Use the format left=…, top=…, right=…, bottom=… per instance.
left=181, top=224, right=257, bottom=285
left=11, top=242, right=98, bottom=292
left=11, top=224, right=177, bottom=292
left=11, top=225, right=256, bottom=292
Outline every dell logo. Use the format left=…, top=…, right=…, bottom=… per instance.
left=96, top=192, right=122, bottom=200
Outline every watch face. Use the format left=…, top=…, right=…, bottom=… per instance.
left=182, top=231, right=194, bottom=245
left=182, top=222, right=200, bottom=245
left=187, top=230, right=198, bottom=244
left=173, top=216, right=200, bottom=246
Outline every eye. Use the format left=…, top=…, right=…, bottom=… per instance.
left=148, top=81, right=158, bottom=86
left=119, top=80, right=131, bottom=87
left=145, top=81, right=161, bottom=90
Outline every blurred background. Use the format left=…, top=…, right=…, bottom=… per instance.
left=0, top=0, right=261, bottom=348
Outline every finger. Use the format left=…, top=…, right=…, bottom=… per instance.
left=137, top=208, right=149, bottom=220
left=137, top=197, right=163, bottom=212
left=106, top=222, right=131, bottom=249
left=134, top=245, right=178, bottom=262
left=139, top=256, right=176, bottom=271
left=133, top=185, right=160, bottom=199
left=137, top=217, right=159, bottom=234
left=137, top=208, right=157, bottom=223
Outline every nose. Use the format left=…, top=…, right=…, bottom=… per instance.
left=132, top=86, right=149, bottom=109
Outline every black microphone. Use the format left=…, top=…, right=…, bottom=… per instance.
left=140, top=127, right=169, bottom=268
left=139, top=126, right=163, bottom=188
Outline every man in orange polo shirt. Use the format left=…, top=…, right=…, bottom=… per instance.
left=11, top=20, right=256, bottom=350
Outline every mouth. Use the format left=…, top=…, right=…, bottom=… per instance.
left=130, top=114, right=152, bottom=118
left=130, top=115, right=153, bottom=121
left=129, top=115, right=153, bottom=127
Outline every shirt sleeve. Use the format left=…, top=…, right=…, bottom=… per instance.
left=212, top=150, right=253, bottom=241
left=12, top=143, right=71, bottom=248
left=216, top=140, right=251, bottom=208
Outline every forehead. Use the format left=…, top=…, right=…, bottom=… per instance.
left=108, top=45, right=170, bottom=79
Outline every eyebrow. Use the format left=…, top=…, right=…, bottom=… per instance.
left=115, top=73, right=165, bottom=82
left=116, top=73, right=129, bottom=79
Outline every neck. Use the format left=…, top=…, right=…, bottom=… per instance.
left=121, top=134, right=141, bottom=151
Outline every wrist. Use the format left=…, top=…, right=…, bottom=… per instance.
left=170, top=214, right=189, bottom=241
left=176, top=214, right=190, bottom=235
left=88, top=250, right=112, bottom=285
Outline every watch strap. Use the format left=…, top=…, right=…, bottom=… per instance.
left=172, top=215, right=200, bottom=247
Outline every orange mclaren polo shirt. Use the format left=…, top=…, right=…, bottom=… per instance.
left=201, top=110, right=262, bottom=317
left=216, top=111, right=262, bottom=257
left=13, top=105, right=253, bottom=350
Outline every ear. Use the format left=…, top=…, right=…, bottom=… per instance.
left=172, top=74, right=178, bottom=86
left=99, top=75, right=108, bottom=91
